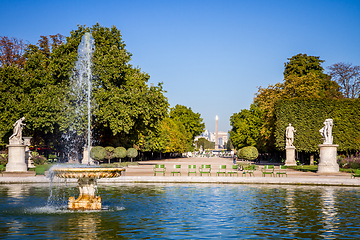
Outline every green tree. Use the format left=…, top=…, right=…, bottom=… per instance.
left=169, top=104, right=205, bottom=141
left=90, top=146, right=106, bottom=162
left=104, top=146, right=115, bottom=164
left=114, top=147, right=127, bottom=162
left=254, top=53, right=342, bottom=151
left=229, top=104, right=263, bottom=150
left=126, top=148, right=138, bottom=162
left=195, top=137, right=215, bottom=150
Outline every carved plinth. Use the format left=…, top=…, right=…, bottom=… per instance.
left=317, top=144, right=339, bottom=173
left=285, top=146, right=297, bottom=166
left=53, top=167, right=125, bottom=210
left=6, top=144, right=27, bottom=172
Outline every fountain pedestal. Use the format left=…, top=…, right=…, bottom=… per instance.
left=53, top=167, right=125, bottom=210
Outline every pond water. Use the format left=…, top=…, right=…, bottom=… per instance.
left=0, top=183, right=359, bottom=239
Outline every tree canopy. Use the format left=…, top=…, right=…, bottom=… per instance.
left=327, top=62, right=360, bottom=98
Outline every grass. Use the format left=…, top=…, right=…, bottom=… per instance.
left=288, top=165, right=358, bottom=173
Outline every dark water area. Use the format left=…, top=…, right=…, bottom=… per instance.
left=0, top=183, right=359, bottom=239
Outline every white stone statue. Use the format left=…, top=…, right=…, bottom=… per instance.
left=9, top=117, right=26, bottom=144
left=319, top=119, right=333, bottom=144
left=285, top=123, right=296, bottom=147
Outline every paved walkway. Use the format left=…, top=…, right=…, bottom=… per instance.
left=1, top=157, right=359, bottom=186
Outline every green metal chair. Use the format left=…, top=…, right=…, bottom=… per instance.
left=216, top=165, right=227, bottom=176
left=228, top=165, right=239, bottom=177
left=242, top=165, right=256, bottom=177
left=153, top=164, right=166, bottom=176
left=199, top=164, right=211, bottom=176
left=351, top=169, right=360, bottom=179
left=276, top=165, right=287, bottom=177
left=261, top=165, right=275, bottom=177
left=188, top=165, right=197, bottom=176
left=171, top=164, right=181, bottom=176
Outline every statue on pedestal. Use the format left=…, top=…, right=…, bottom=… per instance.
left=319, top=119, right=333, bottom=144
left=9, top=117, right=26, bottom=145
left=286, top=123, right=296, bottom=147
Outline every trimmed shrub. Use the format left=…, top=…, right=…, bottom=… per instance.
left=33, top=155, right=47, bottom=165
left=127, top=148, right=138, bottom=162
left=105, top=146, right=115, bottom=164
left=237, top=146, right=259, bottom=161
left=90, top=146, right=106, bottom=162
left=114, top=147, right=127, bottom=162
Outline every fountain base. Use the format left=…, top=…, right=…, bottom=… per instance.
left=52, top=167, right=125, bottom=211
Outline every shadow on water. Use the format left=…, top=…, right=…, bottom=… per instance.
left=0, top=183, right=359, bottom=239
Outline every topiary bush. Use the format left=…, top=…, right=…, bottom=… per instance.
left=114, top=147, right=127, bottom=162
left=90, top=146, right=106, bottom=162
left=105, top=146, right=115, bottom=164
left=237, top=146, right=259, bottom=161
left=126, top=148, right=138, bottom=162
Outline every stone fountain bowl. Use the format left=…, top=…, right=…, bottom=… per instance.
left=52, top=167, right=126, bottom=179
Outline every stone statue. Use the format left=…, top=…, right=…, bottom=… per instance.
left=285, top=123, right=296, bottom=147
left=319, top=119, right=333, bottom=144
left=9, top=117, right=26, bottom=144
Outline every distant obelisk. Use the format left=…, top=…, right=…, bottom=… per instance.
left=215, top=115, right=219, bottom=150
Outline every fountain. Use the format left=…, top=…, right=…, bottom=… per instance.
left=52, top=166, right=125, bottom=210
left=50, top=32, right=125, bottom=211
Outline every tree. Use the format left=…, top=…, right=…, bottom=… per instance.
left=169, top=104, right=205, bottom=141
left=114, top=147, right=127, bottom=162
left=105, top=146, right=115, bottom=164
left=0, top=36, right=26, bottom=67
left=152, top=117, right=189, bottom=153
left=328, top=62, right=360, bottom=98
left=254, top=53, right=342, bottom=151
left=90, top=146, right=106, bottom=162
left=126, top=148, right=138, bottom=162
left=284, top=53, right=327, bottom=78
left=229, top=104, right=263, bottom=150
left=195, top=137, right=215, bottom=150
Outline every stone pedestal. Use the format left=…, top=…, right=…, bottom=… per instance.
left=82, top=147, right=94, bottom=165
left=317, top=144, right=339, bottom=173
left=285, top=146, right=297, bottom=166
left=6, top=144, right=27, bottom=172
left=23, top=137, right=35, bottom=168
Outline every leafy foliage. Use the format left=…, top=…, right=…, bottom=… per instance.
left=90, top=146, right=106, bottom=161
left=274, top=98, right=360, bottom=153
left=105, top=146, right=115, bottom=164
left=237, top=146, right=259, bottom=160
left=195, top=137, right=215, bottom=150
left=169, top=104, right=205, bottom=141
left=229, top=104, right=263, bottom=150
left=114, top=147, right=127, bottom=160
left=126, top=148, right=138, bottom=162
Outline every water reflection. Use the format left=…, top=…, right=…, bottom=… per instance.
left=0, top=184, right=359, bottom=239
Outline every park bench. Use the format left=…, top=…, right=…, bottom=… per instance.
left=351, top=169, right=360, bottom=179
left=188, top=165, right=197, bottom=176
left=242, top=165, right=256, bottom=177
left=276, top=165, right=287, bottom=177
left=216, top=165, right=227, bottom=176
left=171, top=165, right=181, bottom=176
left=199, top=164, right=211, bottom=176
left=227, top=165, right=240, bottom=177
left=261, top=165, right=275, bottom=177
left=153, top=164, right=166, bottom=176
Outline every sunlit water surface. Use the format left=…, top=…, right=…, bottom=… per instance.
left=0, top=183, right=359, bottom=239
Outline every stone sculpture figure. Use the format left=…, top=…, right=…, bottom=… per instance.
left=9, top=117, right=26, bottom=144
left=285, top=123, right=296, bottom=147
left=319, top=119, right=333, bottom=144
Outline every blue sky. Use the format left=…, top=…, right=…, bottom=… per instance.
left=1, top=0, right=360, bottom=133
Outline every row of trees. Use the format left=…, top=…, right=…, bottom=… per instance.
left=230, top=53, right=360, bottom=154
left=0, top=24, right=205, bottom=159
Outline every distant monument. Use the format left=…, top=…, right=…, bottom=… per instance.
left=318, top=119, right=339, bottom=173
left=6, top=117, right=28, bottom=172
left=285, top=123, right=297, bottom=166
left=215, top=115, right=219, bottom=150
